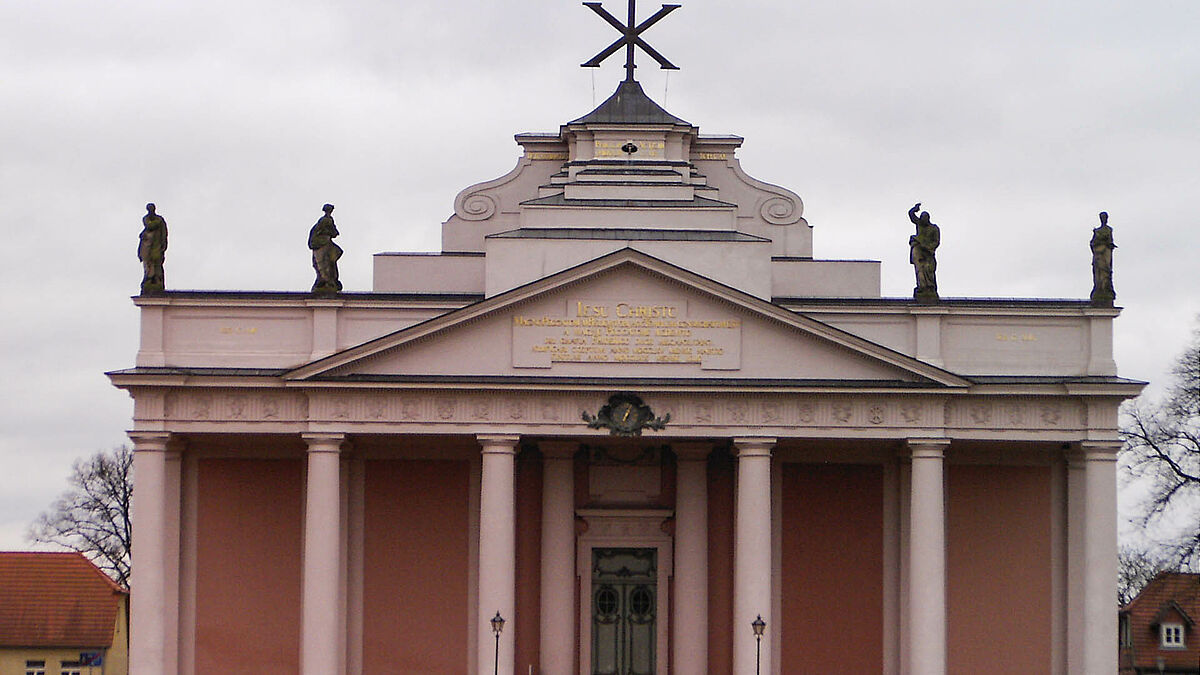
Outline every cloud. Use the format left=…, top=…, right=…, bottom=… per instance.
left=1, top=0, right=1196, bottom=547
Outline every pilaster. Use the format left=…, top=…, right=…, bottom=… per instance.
left=1081, top=441, right=1120, bottom=675
left=127, top=430, right=174, bottom=675
left=733, top=437, right=774, bottom=675
left=301, top=432, right=346, bottom=675
left=906, top=438, right=950, bottom=675
left=539, top=441, right=577, bottom=675
left=477, top=434, right=519, bottom=675
left=673, top=442, right=711, bottom=675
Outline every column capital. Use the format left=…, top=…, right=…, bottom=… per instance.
left=672, top=442, right=713, bottom=461
left=301, top=432, right=346, bottom=454
left=906, top=438, right=951, bottom=459
left=732, top=437, right=776, bottom=457
left=1079, top=440, right=1122, bottom=462
left=478, top=434, right=520, bottom=453
left=127, top=430, right=172, bottom=452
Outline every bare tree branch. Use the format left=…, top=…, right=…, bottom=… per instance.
left=28, top=446, right=133, bottom=587
left=1118, top=545, right=1173, bottom=605
left=1121, top=322, right=1200, bottom=570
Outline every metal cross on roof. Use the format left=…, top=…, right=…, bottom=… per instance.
left=581, top=0, right=681, bottom=82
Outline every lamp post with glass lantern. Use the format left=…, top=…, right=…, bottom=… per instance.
left=752, top=614, right=766, bottom=675
left=490, top=611, right=505, bottom=675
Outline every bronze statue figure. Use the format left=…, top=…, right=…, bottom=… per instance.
left=908, top=202, right=940, bottom=302
left=138, top=203, right=168, bottom=294
left=1089, top=211, right=1116, bottom=305
left=309, top=204, right=343, bottom=294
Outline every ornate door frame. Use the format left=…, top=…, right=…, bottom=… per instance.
left=576, top=509, right=674, bottom=675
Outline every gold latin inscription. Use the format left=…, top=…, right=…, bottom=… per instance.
left=695, top=152, right=728, bottom=160
left=514, top=301, right=739, bottom=365
left=219, top=326, right=258, bottom=335
left=528, top=152, right=569, bottom=160
left=995, top=333, right=1037, bottom=342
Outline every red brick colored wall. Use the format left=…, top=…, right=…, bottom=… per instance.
left=780, top=463, right=884, bottom=674
left=706, top=451, right=735, bottom=675
left=947, top=464, right=1052, bottom=673
left=195, top=458, right=304, bottom=674
left=514, top=451, right=543, bottom=675
left=363, top=460, right=470, bottom=674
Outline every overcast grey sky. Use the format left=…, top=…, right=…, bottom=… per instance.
left=2, top=0, right=1197, bottom=549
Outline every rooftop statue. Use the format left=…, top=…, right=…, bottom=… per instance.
left=1089, top=211, right=1116, bottom=306
left=138, top=203, right=168, bottom=294
left=908, top=202, right=940, bottom=302
left=309, top=204, right=343, bottom=294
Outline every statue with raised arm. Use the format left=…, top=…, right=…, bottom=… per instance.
left=309, top=203, right=343, bottom=294
left=1089, top=211, right=1116, bottom=305
left=138, top=203, right=168, bottom=294
left=908, top=202, right=940, bottom=302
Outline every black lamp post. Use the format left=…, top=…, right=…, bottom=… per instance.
left=490, top=611, right=505, bottom=675
left=752, top=614, right=766, bottom=675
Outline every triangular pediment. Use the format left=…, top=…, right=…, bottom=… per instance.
left=286, top=250, right=967, bottom=388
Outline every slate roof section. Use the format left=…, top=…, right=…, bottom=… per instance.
left=0, top=551, right=126, bottom=648
left=568, top=79, right=691, bottom=126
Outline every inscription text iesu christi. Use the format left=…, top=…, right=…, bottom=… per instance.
left=512, top=300, right=741, bottom=369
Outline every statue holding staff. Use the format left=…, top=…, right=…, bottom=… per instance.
left=138, top=203, right=168, bottom=294
left=1089, top=211, right=1116, bottom=305
left=908, top=202, right=940, bottom=302
left=309, top=203, right=343, bottom=294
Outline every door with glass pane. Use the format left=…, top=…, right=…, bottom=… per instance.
left=591, top=548, right=656, bottom=675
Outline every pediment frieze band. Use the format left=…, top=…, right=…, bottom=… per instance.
left=136, top=388, right=1094, bottom=437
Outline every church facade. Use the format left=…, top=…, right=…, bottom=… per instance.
left=111, top=77, right=1139, bottom=674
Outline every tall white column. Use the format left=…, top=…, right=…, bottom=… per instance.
left=477, top=435, right=518, bottom=675
left=539, top=442, right=576, bottom=675
left=301, top=432, right=346, bottom=675
left=163, top=443, right=183, bottom=675
left=1065, top=448, right=1088, bottom=674
left=1082, top=441, right=1120, bottom=675
left=674, top=443, right=710, bottom=675
left=907, top=439, right=949, bottom=675
left=733, top=438, right=774, bottom=675
left=128, top=431, right=172, bottom=675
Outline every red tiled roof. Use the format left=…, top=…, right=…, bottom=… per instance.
left=1120, top=571, right=1200, bottom=672
left=0, top=551, right=127, bottom=648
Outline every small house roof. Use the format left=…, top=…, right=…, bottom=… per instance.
left=0, top=551, right=126, bottom=648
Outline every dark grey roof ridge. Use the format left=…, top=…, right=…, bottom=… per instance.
left=568, top=80, right=691, bottom=126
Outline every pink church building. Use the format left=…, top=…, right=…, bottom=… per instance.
left=111, top=72, right=1139, bottom=674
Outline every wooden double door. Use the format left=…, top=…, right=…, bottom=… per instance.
left=591, top=547, right=657, bottom=675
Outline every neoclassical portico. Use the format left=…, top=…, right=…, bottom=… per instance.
left=121, top=378, right=1135, bottom=675
left=114, top=57, right=1141, bottom=675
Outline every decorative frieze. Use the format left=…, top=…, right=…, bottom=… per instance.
left=158, top=390, right=308, bottom=423
left=147, top=388, right=1094, bottom=436
left=942, top=397, right=1084, bottom=430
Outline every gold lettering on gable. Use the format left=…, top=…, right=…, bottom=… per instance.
left=594, top=139, right=666, bottom=159
left=513, top=300, right=741, bottom=369
left=995, top=333, right=1037, bottom=342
